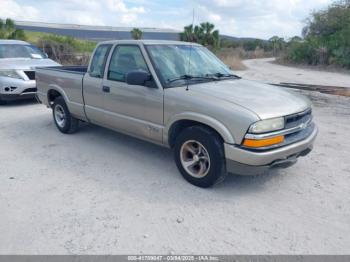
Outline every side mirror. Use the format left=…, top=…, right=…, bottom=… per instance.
left=44, top=53, right=49, bottom=59
left=126, top=70, right=151, bottom=86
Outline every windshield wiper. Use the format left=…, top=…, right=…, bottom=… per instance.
left=167, top=74, right=216, bottom=84
left=208, top=72, right=241, bottom=79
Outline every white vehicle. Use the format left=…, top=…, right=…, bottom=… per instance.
left=0, top=40, right=60, bottom=104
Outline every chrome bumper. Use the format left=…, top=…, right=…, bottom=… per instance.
left=224, top=124, right=318, bottom=175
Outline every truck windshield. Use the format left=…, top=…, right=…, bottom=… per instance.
left=146, top=44, right=234, bottom=87
left=0, top=44, right=46, bottom=59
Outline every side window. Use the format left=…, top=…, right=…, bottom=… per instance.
left=89, top=45, right=111, bottom=78
left=108, top=45, right=149, bottom=82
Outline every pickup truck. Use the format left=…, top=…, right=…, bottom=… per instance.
left=36, top=40, right=318, bottom=188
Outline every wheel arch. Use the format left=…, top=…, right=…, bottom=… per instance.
left=47, top=85, right=69, bottom=108
left=165, top=113, right=235, bottom=148
left=47, top=85, right=87, bottom=121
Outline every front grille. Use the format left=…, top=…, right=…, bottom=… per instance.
left=284, top=122, right=315, bottom=145
left=24, top=71, right=35, bottom=80
left=244, top=108, right=314, bottom=152
left=22, top=88, right=37, bottom=93
left=285, top=109, right=312, bottom=129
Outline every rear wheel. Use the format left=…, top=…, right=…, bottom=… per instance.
left=174, top=126, right=227, bottom=188
left=52, top=97, right=79, bottom=134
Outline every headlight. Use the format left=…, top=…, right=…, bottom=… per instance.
left=0, top=70, right=23, bottom=79
left=249, top=117, right=285, bottom=134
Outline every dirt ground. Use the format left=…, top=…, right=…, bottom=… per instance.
left=1, top=61, right=350, bottom=255
left=239, top=58, right=350, bottom=88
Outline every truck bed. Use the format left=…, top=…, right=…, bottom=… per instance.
left=36, top=65, right=88, bottom=120
left=37, top=65, right=88, bottom=74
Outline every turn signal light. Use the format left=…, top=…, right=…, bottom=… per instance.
left=243, top=135, right=284, bottom=148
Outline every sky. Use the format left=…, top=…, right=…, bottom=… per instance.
left=0, top=0, right=333, bottom=39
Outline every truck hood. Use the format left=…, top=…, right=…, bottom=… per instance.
left=190, top=79, right=311, bottom=119
left=0, top=58, right=60, bottom=70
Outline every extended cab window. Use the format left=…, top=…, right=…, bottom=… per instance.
left=89, top=44, right=111, bottom=78
left=108, top=45, right=149, bottom=82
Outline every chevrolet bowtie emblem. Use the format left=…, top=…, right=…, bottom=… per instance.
left=300, top=122, right=307, bottom=129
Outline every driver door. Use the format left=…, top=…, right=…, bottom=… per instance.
left=102, top=44, right=164, bottom=143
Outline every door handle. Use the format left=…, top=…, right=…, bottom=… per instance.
left=102, top=86, right=110, bottom=93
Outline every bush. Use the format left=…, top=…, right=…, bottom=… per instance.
left=285, top=0, right=350, bottom=68
left=221, top=38, right=274, bottom=56
left=216, top=48, right=247, bottom=70
left=285, top=39, right=319, bottom=65
left=0, top=18, right=26, bottom=40
left=36, top=34, right=96, bottom=65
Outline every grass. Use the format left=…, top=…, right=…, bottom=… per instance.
left=24, top=30, right=97, bottom=53
left=24, top=31, right=46, bottom=43
left=216, top=47, right=274, bottom=71
left=217, top=53, right=247, bottom=70
left=216, top=48, right=247, bottom=70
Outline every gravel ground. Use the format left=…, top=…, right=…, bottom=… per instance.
left=1, top=64, right=350, bottom=255
left=238, top=58, right=350, bottom=88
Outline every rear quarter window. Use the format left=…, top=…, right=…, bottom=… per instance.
left=89, top=44, right=112, bottom=78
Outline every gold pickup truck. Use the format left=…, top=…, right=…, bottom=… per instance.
left=36, top=40, right=318, bottom=188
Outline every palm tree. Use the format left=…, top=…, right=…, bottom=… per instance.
left=199, top=22, right=220, bottom=49
left=211, top=29, right=220, bottom=50
left=269, top=36, right=285, bottom=56
left=180, top=22, right=220, bottom=49
left=193, top=25, right=203, bottom=42
left=0, top=18, right=26, bottom=40
left=180, top=25, right=195, bottom=42
left=131, top=28, right=143, bottom=40
left=199, top=22, right=214, bottom=45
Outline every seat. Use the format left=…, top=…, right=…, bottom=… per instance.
left=109, top=53, right=138, bottom=81
left=116, top=54, right=138, bottom=73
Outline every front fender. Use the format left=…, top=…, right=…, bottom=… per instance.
left=164, top=112, right=236, bottom=145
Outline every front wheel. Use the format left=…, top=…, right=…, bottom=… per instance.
left=52, top=97, right=79, bottom=134
left=174, top=126, right=227, bottom=188
left=0, top=96, right=6, bottom=105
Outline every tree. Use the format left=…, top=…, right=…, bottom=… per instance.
left=303, top=0, right=350, bottom=39
left=0, top=18, right=26, bottom=40
left=180, top=22, right=220, bottom=50
left=180, top=25, right=195, bottom=42
left=199, top=22, right=220, bottom=49
left=289, top=36, right=303, bottom=43
left=131, top=28, right=143, bottom=40
left=269, top=36, right=285, bottom=56
left=286, top=0, right=350, bottom=67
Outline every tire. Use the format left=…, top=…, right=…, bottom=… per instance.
left=174, top=126, right=227, bottom=188
left=52, top=96, right=79, bottom=134
left=0, top=96, right=6, bottom=105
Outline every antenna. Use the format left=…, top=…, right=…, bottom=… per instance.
left=186, top=8, right=195, bottom=91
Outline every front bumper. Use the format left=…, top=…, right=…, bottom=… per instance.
left=0, top=77, right=37, bottom=100
left=0, top=92, right=37, bottom=101
left=224, top=124, right=318, bottom=175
